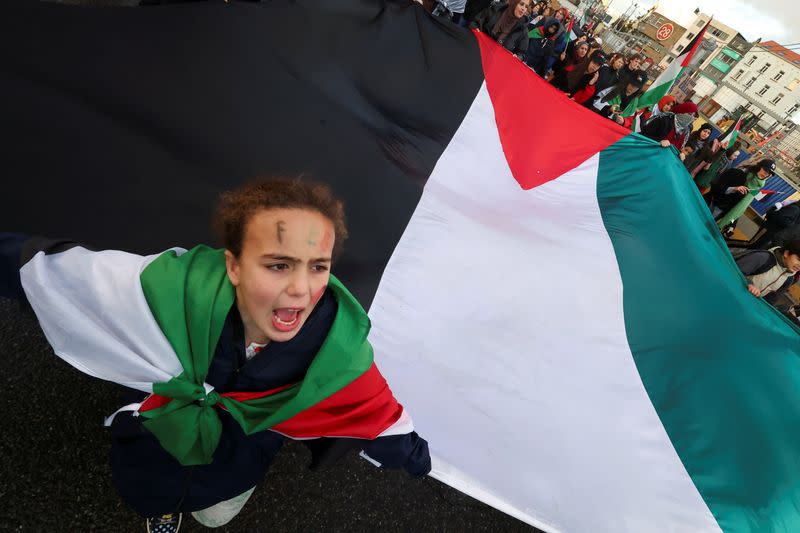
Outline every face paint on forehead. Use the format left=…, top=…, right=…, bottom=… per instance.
left=306, top=225, right=319, bottom=247
left=276, top=220, right=286, bottom=244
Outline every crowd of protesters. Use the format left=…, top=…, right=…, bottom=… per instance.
left=428, top=0, right=800, bottom=317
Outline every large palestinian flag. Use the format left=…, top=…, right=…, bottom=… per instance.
left=2, top=2, right=799, bottom=532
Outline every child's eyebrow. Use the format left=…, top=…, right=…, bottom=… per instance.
left=260, top=254, right=301, bottom=263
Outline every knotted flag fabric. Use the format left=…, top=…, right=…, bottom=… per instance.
left=2, top=2, right=799, bottom=532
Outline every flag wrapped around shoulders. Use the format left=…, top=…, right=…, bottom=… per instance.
left=19, top=244, right=408, bottom=466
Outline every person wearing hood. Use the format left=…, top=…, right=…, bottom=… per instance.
left=543, top=9, right=570, bottom=75
left=471, top=0, right=532, bottom=58
left=539, top=8, right=568, bottom=41
left=711, top=158, right=777, bottom=234
left=588, top=73, right=645, bottom=125
left=525, top=18, right=563, bottom=76
left=640, top=100, right=698, bottom=154
left=632, top=94, right=676, bottom=138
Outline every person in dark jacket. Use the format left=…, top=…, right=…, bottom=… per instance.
left=588, top=73, right=645, bottom=125
left=640, top=101, right=698, bottom=154
left=683, top=123, right=714, bottom=167
left=594, top=52, right=624, bottom=93
left=0, top=178, right=431, bottom=533
left=463, top=0, right=493, bottom=24
left=552, top=49, right=606, bottom=103
left=736, top=240, right=800, bottom=300
left=524, top=18, right=562, bottom=75
left=710, top=158, right=776, bottom=233
left=562, top=33, right=587, bottom=62
left=617, top=54, right=648, bottom=88
left=751, top=200, right=800, bottom=249
left=551, top=39, right=589, bottom=81
left=471, top=0, right=532, bottom=58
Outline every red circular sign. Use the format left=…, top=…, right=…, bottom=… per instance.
left=657, top=23, right=674, bottom=41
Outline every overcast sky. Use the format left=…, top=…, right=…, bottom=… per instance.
left=608, top=0, right=800, bottom=45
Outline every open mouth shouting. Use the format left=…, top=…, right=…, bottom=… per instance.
left=272, top=307, right=305, bottom=332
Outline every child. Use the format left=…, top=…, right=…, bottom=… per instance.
left=0, top=178, right=430, bottom=532
left=735, top=239, right=800, bottom=299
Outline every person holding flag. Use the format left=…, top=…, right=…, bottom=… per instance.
left=524, top=16, right=562, bottom=75
left=0, top=178, right=431, bottom=533
left=711, top=158, right=777, bottom=234
left=589, top=73, right=646, bottom=124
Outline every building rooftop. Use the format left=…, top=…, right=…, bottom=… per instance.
left=760, top=41, right=800, bottom=66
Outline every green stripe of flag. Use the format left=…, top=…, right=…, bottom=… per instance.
left=597, top=135, right=800, bottom=532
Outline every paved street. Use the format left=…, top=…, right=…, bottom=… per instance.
left=0, top=298, right=536, bottom=532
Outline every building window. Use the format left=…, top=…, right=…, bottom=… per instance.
left=676, top=45, right=684, bottom=53
left=745, top=77, right=757, bottom=88
left=686, top=32, right=695, bottom=40
left=759, top=63, right=771, bottom=73
left=757, top=85, right=770, bottom=96
left=710, top=28, right=730, bottom=40
left=757, top=110, right=766, bottom=119
left=746, top=56, right=756, bottom=66
left=787, top=104, right=800, bottom=116
left=665, top=56, right=673, bottom=64
left=771, top=93, right=784, bottom=105
left=773, top=70, right=785, bottom=82
left=745, top=102, right=752, bottom=109
left=787, top=79, right=800, bottom=91
left=732, top=69, right=744, bottom=80
left=697, top=20, right=705, bottom=28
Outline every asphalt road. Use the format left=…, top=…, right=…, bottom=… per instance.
left=0, top=297, right=536, bottom=532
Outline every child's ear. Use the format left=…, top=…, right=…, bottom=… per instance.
left=225, top=250, right=240, bottom=287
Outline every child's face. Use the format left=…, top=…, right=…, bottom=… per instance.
left=783, top=252, right=800, bottom=273
left=226, top=208, right=334, bottom=343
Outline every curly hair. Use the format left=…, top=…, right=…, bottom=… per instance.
left=213, top=177, right=348, bottom=259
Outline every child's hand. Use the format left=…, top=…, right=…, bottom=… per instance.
left=748, top=284, right=761, bottom=297
left=660, top=140, right=671, bottom=147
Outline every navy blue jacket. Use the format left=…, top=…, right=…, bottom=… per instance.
left=1, top=234, right=431, bottom=517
